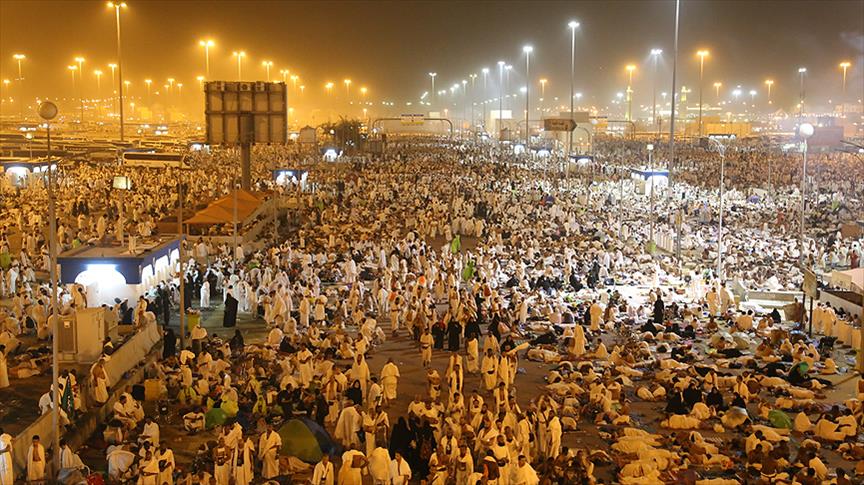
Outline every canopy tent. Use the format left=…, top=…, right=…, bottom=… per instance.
left=278, top=418, right=339, bottom=463
left=185, top=189, right=263, bottom=225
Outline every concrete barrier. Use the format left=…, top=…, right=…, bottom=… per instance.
left=10, top=322, right=161, bottom=477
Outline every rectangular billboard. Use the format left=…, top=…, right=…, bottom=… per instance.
left=204, top=81, right=288, bottom=145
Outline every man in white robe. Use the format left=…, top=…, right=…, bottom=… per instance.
left=380, top=358, right=400, bottom=405
left=311, top=453, right=335, bottom=485
left=389, top=451, right=412, bottom=485
left=26, top=435, right=46, bottom=483
left=338, top=448, right=366, bottom=485
left=258, top=424, right=282, bottom=479
left=0, top=429, right=12, bottom=485
left=511, top=455, right=539, bottom=485
left=335, top=404, right=363, bottom=448
left=232, top=438, right=255, bottom=485
left=367, top=447, right=391, bottom=485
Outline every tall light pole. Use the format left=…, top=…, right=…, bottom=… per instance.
left=37, top=100, right=60, bottom=480
left=199, top=39, right=214, bottom=78
left=108, top=1, right=126, bottom=140
left=280, top=69, right=289, bottom=83
left=713, top=82, right=722, bottom=100
left=708, top=137, right=726, bottom=292
left=233, top=51, right=246, bottom=81
left=75, top=57, right=86, bottom=123
left=798, top=123, right=814, bottom=265
left=523, top=45, right=533, bottom=144
left=13, top=54, right=25, bottom=119
left=568, top=20, right=580, bottom=155
left=764, top=79, right=773, bottom=106
left=625, top=64, right=636, bottom=122
left=290, top=74, right=298, bottom=89
left=651, top=48, right=662, bottom=134
left=839, top=61, right=851, bottom=116
left=697, top=49, right=709, bottom=137
left=481, top=67, right=489, bottom=129
left=798, top=67, right=807, bottom=118
left=325, top=82, right=334, bottom=96
left=144, top=78, right=152, bottom=103
left=262, top=60, right=273, bottom=82
left=429, top=72, right=436, bottom=103
left=498, top=60, right=505, bottom=138
left=344, top=78, right=352, bottom=98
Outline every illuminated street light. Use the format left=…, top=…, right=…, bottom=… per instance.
left=749, top=89, right=756, bottom=103
left=360, top=86, right=368, bottom=99
left=498, top=61, right=505, bottom=137
left=798, top=67, right=807, bottom=118
left=299, top=84, right=305, bottom=94
left=696, top=49, right=709, bottom=137
left=839, top=61, right=851, bottom=116
left=325, top=82, right=334, bottom=96
left=764, top=79, right=773, bottom=105
left=12, top=54, right=26, bottom=119
left=344, top=78, right=352, bottom=97
left=523, top=45, right=533, bottom=144
left=198, top=39, right=215, bottom=77
left=279, top=69, right=289, bottom=83
left=625, top=64, right=636, bottom=122
left=177, top=82, right=183, bottom=97
left=290, top=74, right=298, bottom=89
left=108, top=1, right=127, bottom=140
left=262, top=60, right=273, bottom=82
left=144, top=78, right=152, bottom=98
left=713, top=81, right=722, bottom=100
left=94, top=69, right=103, bottom=93
left=539, top=78, right=547, bottom=98
left=568, top=20, right=580, bottom=154
left=196, top=75, right=205, bottom=89
left=428, top=72, right=437, bottom=100
left=232, top=51, right=246, bottom=81
left=651, top=48, right=662, bottom=133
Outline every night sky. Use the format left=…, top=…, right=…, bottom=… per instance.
left=1, top=0, right=862, bottom=115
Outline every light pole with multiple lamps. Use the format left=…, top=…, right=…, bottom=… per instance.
left=498, top=61, right=505, bottom=138
left=839, top=61, right=851, bottom=116
left=798, top=67, right=807, bottom=118
left=568, top=20, right=579, bottom=155
left=696, top=49, right=709, bottom=137
left=707, top=137, right=726, bottom=292
left=523, top=45, right=532, bottom=144
left=233, top=51, right=246, bottom=81
left=764, top=79, right=774, bottom=105
left=625, top=64, right=635, bottom=123
left=38, top=100, right=61, bottom=478
left=199, top=39, right=214, bottom=78
left=651, top=48, right=662, bottom=134
left=108, top=1, right=127, bottom=140
left=13, top=54, right=26, bottom=119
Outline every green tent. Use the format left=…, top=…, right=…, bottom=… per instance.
left=768, top=409, right=792, bottom=429
left=205, top=408, right=228, bottom=429
left=279, top=419, right=325, bottom=462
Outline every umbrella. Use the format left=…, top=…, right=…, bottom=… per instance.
left=205, top=408, right=228, bottom=429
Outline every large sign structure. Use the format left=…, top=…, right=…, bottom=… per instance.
left=204, top=81, right=288, bottom=189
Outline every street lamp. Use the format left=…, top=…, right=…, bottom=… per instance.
left=764, top=79, right=773, bottom=105
left=37, top=99, right=60, bottom=479
left=696, top=49, right=709, bottom=137
left=290, top=74, right=298, bottom=89
left=707, top=137, right=727, bottom=292
left=539, top=78, right=547, bottom=98
left=198, top=39, right=215, bottom=77
left=279, top=69, right=289, bottom=83
left=839, top=61, right=851, bottom=116
left=325, top=82, right=334, bottom=96
left=107, top=1, right=127, bottom=140
left=498, top=60, right=505, bottom=137
left=196, top=76, right=205, bottom=89
left=428, top=72, right=437, bottom=101
left=651, top=48, right=662, bottom=134
left=344, top=79, right=352, bottom=98
left=481, top=68, right=489, bottom=129
left=523, top=45, right=533, bottom=144
left=568, top=20, right=580, bottom=154
left=13, top=54, right=25, bottom=119
left=232, top=51, right=246, bottom=81
left=625, top=64, right=636, bottom=122
left=713, top=82, right=722, bottom=100
left=262, top=60, right=273, bottom=82
left=798, top=122, right=814, bottom=266
left=748, top=89, right=756, bottom=104
left=798, top=67, right=807, bottom=118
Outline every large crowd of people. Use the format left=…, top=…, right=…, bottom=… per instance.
left=0, top=135, right=862, bottom=484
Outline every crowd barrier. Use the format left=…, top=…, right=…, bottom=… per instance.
left=10, top=321, right=161, bottom=476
